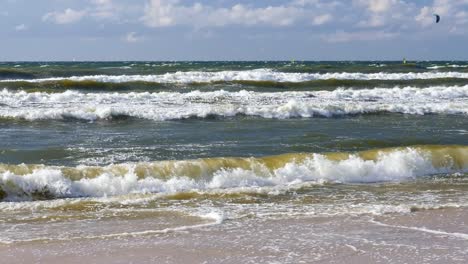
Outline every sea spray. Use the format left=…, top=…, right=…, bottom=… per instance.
left=1, top=86, right=467, bottom=121
left=1, top=146, right=467, bottom=201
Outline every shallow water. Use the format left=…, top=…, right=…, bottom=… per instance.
left=1, top=61, right=467, bottom=256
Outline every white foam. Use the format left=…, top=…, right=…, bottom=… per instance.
left=1, top=148, right=466, bottom=200
left=2, top=69, right=468, bottom=83
left=0, top=207, right=225, bottom=244
left=427, top=64, right=468, bottom=70
left=0, top=85, right=467, bottom=121
left=370, top=219, right=468, bottom=240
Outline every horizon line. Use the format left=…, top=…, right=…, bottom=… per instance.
left=2, top=59, right=468, bottom=63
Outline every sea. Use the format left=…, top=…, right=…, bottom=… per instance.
left=1, top=61, right=468, bottom=262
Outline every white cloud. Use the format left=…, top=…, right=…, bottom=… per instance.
left=92, top=0, right=112, bottom=5
left=357, top=15, right=385, bottom=27
left=292, top=0, right=341, bottom=9
left=324, top=30, right=398, bottom=42
left=43, top=8, right=87, bottom=24
left=142, top=0, right=179, bottom=27
left=455, top=11, right=468, bottom=25
left=363, top=0, right=394, bottom=13
left=432, top=0, right=451, bottom=16
left=41, top=0, right=126, bottom=25
left=91, top=0, right=118, bottom=19
left=14, top=24, right=27, bottom=31
left=124, top=32, right=142, bottom=43
left=415, top=6, right=433, bottom=27
left=354, top=0, right=415, bottom=28
left=353, top=0, right=400, bottom=14
left=35, top=0, right=468, bottom=40
left=312, top=14, right=332, bottom=25
left=142, top=0, right=335, bottom=28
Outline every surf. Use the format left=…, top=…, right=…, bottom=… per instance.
left=1, top=85, right=467, bottom=121
left=3, top=69, right=468, bottom=83
left=1, top=145, right=467, bottom=201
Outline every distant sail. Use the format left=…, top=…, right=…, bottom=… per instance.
left=434, top=14, right=440, bottom=23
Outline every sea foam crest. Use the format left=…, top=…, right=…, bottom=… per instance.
left=1, top=147, right=467, bottom=201
left=0, top=86, right=467, bottom=121
left=2, top=69, right=468, bottom=83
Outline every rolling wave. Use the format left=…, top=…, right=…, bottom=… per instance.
left=0, top=85, right=467, bottom=121
left=3, top=69, right=468, bottom=84
left=1, top=145, right=467, bottom=201
left=2, top=78, right=468, bottom=92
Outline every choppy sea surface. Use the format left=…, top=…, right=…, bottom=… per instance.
left=0, top=61, right=467, bottom=248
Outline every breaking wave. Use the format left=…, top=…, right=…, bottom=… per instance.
left=3, top=69, right=468, bottom=84
left=1, top=145, right=467, bottom=201
left=0, top=85, right=467, bottom=121
left=427, top=64, right=468, bottom=70
left=3, top=79, right=468, bottom=92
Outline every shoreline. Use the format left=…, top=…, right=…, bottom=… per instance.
left=2, top=207, right=467, bottom=263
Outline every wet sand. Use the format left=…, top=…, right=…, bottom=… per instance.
left=1, top=207, right=467, bottom=263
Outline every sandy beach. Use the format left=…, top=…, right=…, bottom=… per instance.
left=2, top=207, right=467, bottom=264
left=2, top=0, right=468, bottom=262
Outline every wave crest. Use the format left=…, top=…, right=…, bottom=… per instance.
left=1, top=145, right=467, bottom=201
left=3, top=69, right=468, bottom=83
left=1, top=86, right=467, bottom=121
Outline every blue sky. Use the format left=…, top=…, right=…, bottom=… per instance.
left=1, top=0, right=468, bottom=60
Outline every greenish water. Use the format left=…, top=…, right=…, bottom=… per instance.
left=1, top=115, right=467, bottom=166
left=0, top=61, right=467, bottom=245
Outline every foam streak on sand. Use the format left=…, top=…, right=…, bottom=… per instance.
left=1, top=146, right=467, bottom=201
left=0, top=85, right=467, bottom=121
left=370, top=219, right=468, bottom=240
left=0, top=210, right=225, bottom=244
